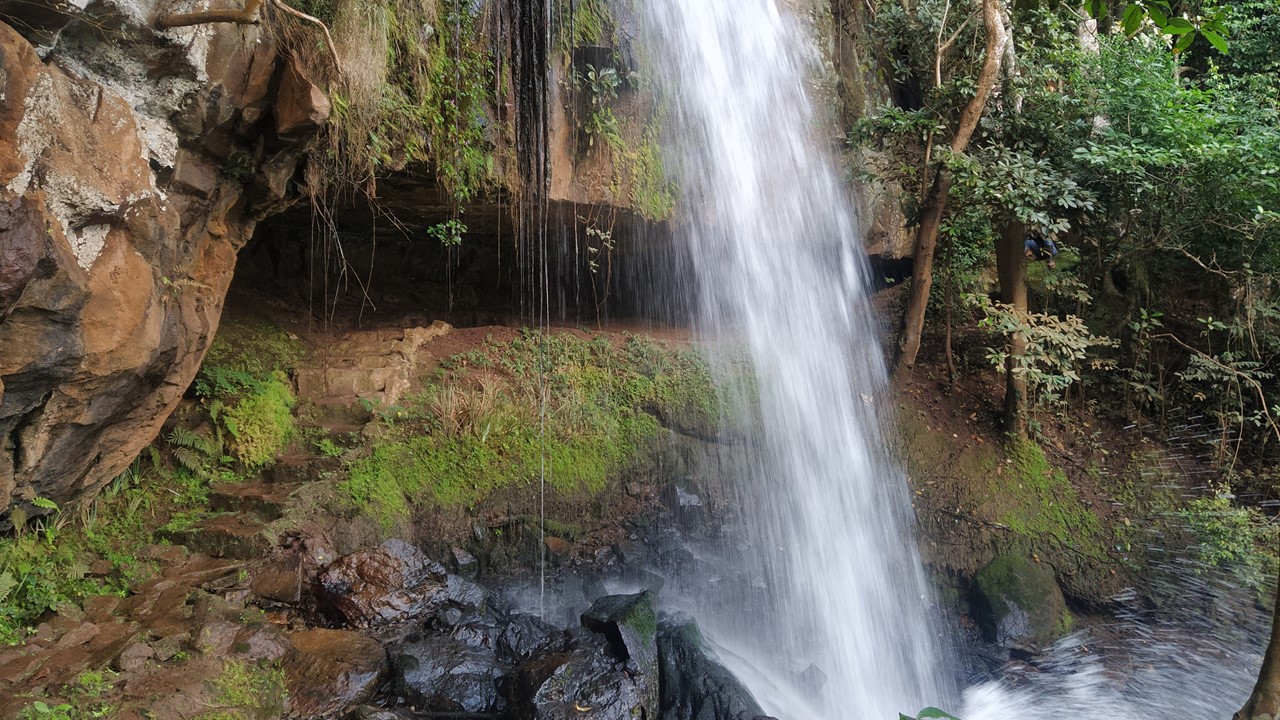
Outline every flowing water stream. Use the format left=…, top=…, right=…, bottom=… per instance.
left=639, top=1, right=952, bottom=716
left=634, top=1, right=1263, bottom=718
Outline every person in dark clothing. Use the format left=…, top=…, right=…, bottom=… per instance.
left=1024, top=236, right=1059, bottom=270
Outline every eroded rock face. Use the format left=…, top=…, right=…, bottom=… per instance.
left=0, top=3, right=323, bottom=519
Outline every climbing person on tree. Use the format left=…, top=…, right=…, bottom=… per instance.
left=1024, top=235, right=1058, bottom=270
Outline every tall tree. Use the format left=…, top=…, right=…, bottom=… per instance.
left=897, top=0, right=1009, bottom=370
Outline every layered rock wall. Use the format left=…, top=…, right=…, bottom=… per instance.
left=0, top=1, right=323, bottom=520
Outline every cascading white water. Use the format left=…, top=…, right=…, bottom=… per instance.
left=636, top=1, right=954, bottom=717
left=634, top=2, right=1266, bottom=720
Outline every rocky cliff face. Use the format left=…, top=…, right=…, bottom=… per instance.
left=0, top=0, right=907, bottom=519
left=0, top=1, right=325, bottom=521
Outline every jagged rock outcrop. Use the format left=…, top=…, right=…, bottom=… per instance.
left=0, top=1, right=325, bottom=519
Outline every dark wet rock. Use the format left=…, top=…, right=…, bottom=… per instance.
left=661, top=477, right=707, bottom=528
left=658, top=617, right=770, bottom=720
left=503, top=650, right=651, bottom=720
left=346, top=708, right=411, bottom=720
left=445, top=574, right=488, bottom=611
left=497, top=613, right=564, bottom=664
left=166, top=514, right=271, bottom=560
left=582, top=592, right=658, bottom=665
left=318, top=540, right=447, bottom=628
left=451, top=547, right=479, bottom=579
left=252, top=553, right=303, bottom=604
left=283, top=628, right=387, bottom=718
left=581, top=592, right=658, bottom=718
left=392, top=635, right=504, bottom=714
left=973, top=553, right=1071, bottom=652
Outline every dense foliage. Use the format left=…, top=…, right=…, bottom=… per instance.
left=862, top=0, right=1280, bottom=501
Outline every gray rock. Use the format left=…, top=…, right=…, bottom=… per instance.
left=393, top=635, right=504, bottom=714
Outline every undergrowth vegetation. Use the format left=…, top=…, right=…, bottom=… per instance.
left=0, top=454, right=213, bottom=644
left=287, top=0, right=498, bottom=199
left=196, top=659, right=288, bottom=720
left=340, top=331, right=730, bottom=526
left=193, top=321, right=303, bottom=472
left=0, top=320, right=305, bottom=645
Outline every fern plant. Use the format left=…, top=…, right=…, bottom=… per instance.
left=166, top=427, right=221, bottom=476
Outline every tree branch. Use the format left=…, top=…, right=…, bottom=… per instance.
left=1155, top=332, right=1280, bottom=445
left=156, top=0, right=264, bottom=29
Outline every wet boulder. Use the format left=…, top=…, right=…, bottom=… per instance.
left=283, top=628, right=388, bottom=718
left=973, top=553, right=1072, bottom=653
left=503, top=651, right=651, bottom=720
left=497, top=612, right=565, bottom=664
left=658, top=617, right=772, bottom=720
left=317, top=540, right=447, bottom=628
left=392, top=635, right=504, bottom=714
left=581, top=591, right=658, bottom=717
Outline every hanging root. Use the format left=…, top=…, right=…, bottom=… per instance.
left=269, top=0, right=344, bottom=77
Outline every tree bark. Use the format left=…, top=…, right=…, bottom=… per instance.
left=156, top=0, right=264, bottom=28
left=1237, top=581, right=1280, bottom=720
left=995, top=220, right=1028, bottom=435
left=897, top=0, right=1009, bottom=370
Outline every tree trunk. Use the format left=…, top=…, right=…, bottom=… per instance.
left=897, top=0, right=1009, bottom=370
left=1237, top=581, right=1280, bottom=720
left=898, top=170, right=953, bottom=367
left=995, top=220, right=1027, bottom=436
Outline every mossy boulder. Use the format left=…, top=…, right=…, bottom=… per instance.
left=582, top=591, right=659, bottom=718
left=973, top=553, right=1072, bottom=652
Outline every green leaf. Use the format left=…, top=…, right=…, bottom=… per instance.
left=918, top=709, right=963, bottom=720
left=1201, top=29, right=1228, bottom=54
left=1121, top=4, right=1144, bottom=36
left=30, top=497, right=57, bottom=510
left=1084, top=0, right=1103, bottom=18
left=1173, top=31, right=1196, bottom=52
left=1163, top=17, right=1194, bottom=34
left=1146, top=4, right=1168, bottom=27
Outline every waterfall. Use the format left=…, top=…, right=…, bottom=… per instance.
left=637, top=1, right=955, bottom=717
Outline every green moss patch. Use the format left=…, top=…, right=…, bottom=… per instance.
left=340, top=331, right=730, bottom=527
left=996, top=438, right=1105, bottom=560
left=197, top=659, right=287, bottom=720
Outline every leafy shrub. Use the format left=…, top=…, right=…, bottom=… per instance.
left=1180, top=494, right=1279, bottom=590
left=222, top=372, right=296, bottom=469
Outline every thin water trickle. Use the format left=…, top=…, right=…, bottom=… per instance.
left=635, top=1, right=1264, bottom=719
